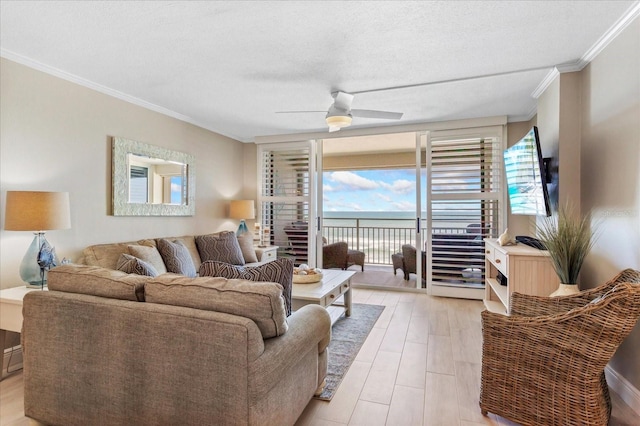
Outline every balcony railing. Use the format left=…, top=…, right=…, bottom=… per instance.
left=322, top=218, right=468, bottom=265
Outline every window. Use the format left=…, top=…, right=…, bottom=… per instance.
left=129, top=166, right=149, bottom=203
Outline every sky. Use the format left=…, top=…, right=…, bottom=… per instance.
left=323, top=169, right=426, bottom=212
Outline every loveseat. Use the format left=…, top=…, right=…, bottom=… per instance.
left=22, top=264, right=331, bottom=426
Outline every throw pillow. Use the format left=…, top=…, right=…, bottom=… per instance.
left=199, top=257, right=294, bottom=315
left=237, top=232, right=258, bottom=263
left=195, top=231, right=245, bottom=265
left=127, top=244, right=168, bottom=274
left=157, top=238, right=197, bottom=277
left=116, top=253, right=159, bottom=277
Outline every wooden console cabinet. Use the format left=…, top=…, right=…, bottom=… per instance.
left=483, top=238, right=559, bottom=315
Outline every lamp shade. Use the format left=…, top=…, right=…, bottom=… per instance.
left=4, top=191, right=71, bottom=231
left=229, top=200, right=255, bottom=220
left=229, top=200, right=256, bottom=219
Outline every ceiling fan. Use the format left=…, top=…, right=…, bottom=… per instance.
left=277, top=91, right=403, bottom=132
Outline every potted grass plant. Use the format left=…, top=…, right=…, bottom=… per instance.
left=536, top=204, right=598, bottom=297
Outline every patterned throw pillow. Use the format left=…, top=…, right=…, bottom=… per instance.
left=199, top=257, right=294, bottom=315
left=195, top=231, right=245, bottom=265
left=128, top=244, right=168, bottom=274
left=157, top=239, right=197, bottom=278
left=237, top=232, right=258, bottom=263
left=116, top=253, right=159, bottom=277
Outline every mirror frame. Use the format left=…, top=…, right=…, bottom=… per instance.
left=112, top=137, right=196, bottom=216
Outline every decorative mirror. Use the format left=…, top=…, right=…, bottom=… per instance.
left=112, top=137, right=195, bottom=216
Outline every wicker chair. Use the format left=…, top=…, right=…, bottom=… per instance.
left=480, top=269, right=640, bottom=426
left=322, top=241, right=348, bottom=270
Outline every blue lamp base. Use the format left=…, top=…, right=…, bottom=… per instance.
left=19, top=232, right=57, bottom=288
left=236, top=220, right=249, bottom=236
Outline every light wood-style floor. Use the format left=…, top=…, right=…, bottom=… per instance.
left=1, top=288, right=638, bottom=426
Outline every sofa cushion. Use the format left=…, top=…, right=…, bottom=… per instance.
left=237, top=232, right=258, bottom=263
left=83, top=240, right=142, bottom=269
left=116, top=253, right=159, bottom=277
left=157, top=239, right=197, bottom=278
left=195, top=231, right=245, bottom=265
left=128, top=244, right=168, bottom=274
left=47, top=264, right=147, bottom=301
left=145, top=275, right=288, bottom=338
left=139, top=235, right=202, bottom=270
left=199, top=258, right=294, bottom=316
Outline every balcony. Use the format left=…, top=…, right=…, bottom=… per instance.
left=322, top=217, right=486, bottom=289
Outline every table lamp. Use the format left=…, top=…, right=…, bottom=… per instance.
left=229, top=200, right=255, bottom=236
left=4, top=191, right=71, bottom=287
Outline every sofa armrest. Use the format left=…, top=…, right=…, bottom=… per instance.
left=248, top=304, right=330, bottom=395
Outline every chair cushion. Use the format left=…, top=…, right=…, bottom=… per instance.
left=116, top=253, right=159, bottom=277
left=195, top=231, right=245, bottom=265
left=128, top=244, right=168, bottom=274
left=199, top=258, right=294, bottom=315
left=48, top=264, right=147, bottom=302
left=157, top=238, right=197, bottom=278
left=144, top=274, right=288, bottom=338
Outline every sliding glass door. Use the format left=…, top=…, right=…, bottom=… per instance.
left=418, top=127, right=505, bottom=298
left=257, top=141, right=320, bottom=267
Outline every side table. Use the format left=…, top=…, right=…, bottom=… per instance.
left=254, top=245, right=278, bottom=264
left=1, top=286, right=46, bottom=379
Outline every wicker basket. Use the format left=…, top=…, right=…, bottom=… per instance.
left=292, top=273, right=323, bottom=284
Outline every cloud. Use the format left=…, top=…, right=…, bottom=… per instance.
left=376, top=193, right=392, bottom=203
left=380, top=179, right=414, bottom=194
left=324, top=199, right=364, bottom=211
left=391, top=201, right=415, bottom=211
left=323, top=184, right=335, bottom=192
left=328, top=171, right=379, bottom=190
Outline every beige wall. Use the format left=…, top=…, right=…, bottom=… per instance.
left=558, top=72, right=582, bottom=215
left=0, top=58, right=249, bottom=291
left=579, top=18, right=640, bottom=390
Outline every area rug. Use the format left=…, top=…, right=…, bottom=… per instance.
left=315, top=303, right=385, bottom=401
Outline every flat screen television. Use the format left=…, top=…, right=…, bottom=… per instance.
left=504, top=126, right=551, bottom=216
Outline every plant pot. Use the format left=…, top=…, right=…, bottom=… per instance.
left=550, top=283, right=580, bottom=297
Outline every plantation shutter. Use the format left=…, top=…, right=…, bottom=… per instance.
left=427, top=135, right=503, bottom=288
left=258, top=142, right=317, bottom=266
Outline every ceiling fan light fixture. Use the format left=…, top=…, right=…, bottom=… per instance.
left=326, top=114, right=352, bottom=129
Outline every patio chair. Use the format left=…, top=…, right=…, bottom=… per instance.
left=322, top=241, right=348, bottom=269
left=397, top=244, right=426, bottom=281
left=346, top=249, right=365, bottom=271
left=479, top=269, right=640, bottom=426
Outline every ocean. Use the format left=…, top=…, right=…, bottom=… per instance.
left=323, top=211, right=418, bottom=228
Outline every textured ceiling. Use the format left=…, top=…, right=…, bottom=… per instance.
left=1, top=1, right=637, bottom=142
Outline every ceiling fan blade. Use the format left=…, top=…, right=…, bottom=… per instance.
left=275, top=110, right=326, bottom=114
left=328, top=126, right=341, bottom=132
left=351, top=109, right=403, bottom=120
left=332, top=91, right=354, bottom=111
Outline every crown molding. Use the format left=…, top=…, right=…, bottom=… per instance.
left=531, top=2, right=639, bottom=98
left=0, top=49, right=249, bottom=143
left=531, top=67, right=560, bottom=99
left=577, top=1, right=640, bottom=70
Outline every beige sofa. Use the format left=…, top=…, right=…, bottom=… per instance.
left=81, top=233, right=268, bottom=272
left=22, top=264, right=330, bottom=426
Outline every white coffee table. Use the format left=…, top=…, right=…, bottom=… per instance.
left=291, top=269, right=354, bottom=324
